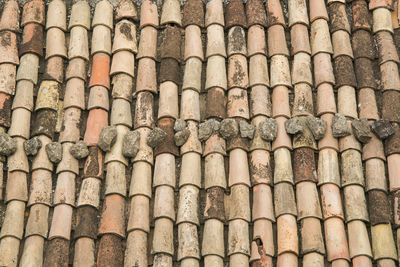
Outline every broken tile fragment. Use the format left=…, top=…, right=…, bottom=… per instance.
left=258, top=118, right=278, bottom=142
left=174, top=128, right=191, bottom=146
left=285, top=117, right=304, bottom=135
left=45, top=142, right=62, bottom=164
left=306, top=116, right=327, bottom=140
left=239, top=120, right=255, bottom=139
left=70, top=140, right=89, bottom=159
left=122, top=131, right=140, bottom=158
left=98, top=126, right=118, bottom=152
left=219, top=118, right=239, bottom=139
left=198, top=119, right=220, bottom=141
left=371, top=119, right=395, bottom=139
left=332, top=113, right=351, bottom=138
left=174, top=118, right=187, bottom=132
left=351, top=119, right=372, bottom=143
left=24, top=137, right=42, bottom=156
left=0, top=132, right=16, bottom=156
left=147, top=127, right=167, bottom=148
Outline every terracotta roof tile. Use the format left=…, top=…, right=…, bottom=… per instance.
left=112, top=20, right=138, bottom=54
left=246, top=0, right=267, bottom=27
left=46, top=0, right=67, bottom=31
left=115, top=0, right=138, bottom=22
left=225, top=0, right=247, bottom=29
left=183, top=0, right=205, bottom=28
left=372, top=7, right=394, bottom=33
left=139, top=0, right=159, bottom=29
left=309, top=0, right=329, bottom=22
left=288, top=0, right=309, bottom=27
left=352, top=0, right=372, bottom=31
left=160, top=0, right=182, bottom=26
left=0, top=1, right=20, bottom=32
left=205, top=0, right=224, bottom=27
left=21, top=0, right=45, bottom=27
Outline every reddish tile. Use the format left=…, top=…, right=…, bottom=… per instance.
left=97, top=234, right=124, bottom=267
left=88, top=53, right=111, bottom=89
left=19, top=23, right=44, bottom=57
left=83, top=109, right=109, bottom=146
left=225, top=0, right=247, bottom=29
left=352, top=0, right=372, bottom=31
left=0, top=1, right=20, bottom=32
left=21, top=0, right=45, bottom=26
left=246, top=0, right=267, bottom=27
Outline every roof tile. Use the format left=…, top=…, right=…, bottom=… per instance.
left=21, top=0, right=45, bottom=27
left=46, top=0, right=67, bottom=31
left=310, top=19, right=333, bottom=55
left=246, top=0, right=267, bottom=27
left=324, top=218, right=350, bottom=261
left=343, top=185, right=369, bottom=222
left=290, top=24, right=311, bottom=55
left=48, top=204, right=73, bottom=239
left=352, top=29, right=376, bottom=59
left=296, top=181, right=323, bottom=219
left=206, top=25, right=227, bottom=58
left=0, top=64, right=16, bottom=95
left=274, top=182, right=297, bottom=216
left=318, top=151, right=343, bottom=186
left=76, top=177, right=101, bottom=207
left=328, top=3, right=351, bottom=33
left=183, top=0, right=205, bottom=28
left=91, top=25, right=112, bottom=56
left=139, top=0, right=159, bottom=29
left=372, top=8, right=394, bottom=33
left=272, top=117, right=292, bottom=150
left=111, top=73, right=133, bottom=101
left=202, top=219, right=225, bottom=257
left=352, top=0, right=372, bottom=31
left=277, top=214, right=299, bottom=255
left=112, top=20, right=138, bottom=54
left=97, top=234, right=124, bottom=266
left=300, top=218, right=326, bottom=254
left=92, top=0, right=114, bottom=30
left=136, top=58, right=157, bottom=93
left=105, top=161, right=127, bottom=195
left=227, top=26, right=247, bottom=56
left=376, top=30, right=400, bottom=64
left=181, top=89, right=200, bottom=121
left=225, top=0, right=247, bottom=29
left=381, top=90, right=400, bottom=122
left=68, top=1, right=90, bottom=30
left=184, top=25, right=204, bottom=61
left=43, top=238, right=70, bottom=267
left=58, top=108, right=82, bottom=143
left=0, top=93, right=12, bottom=128
left=250, top=86, right=271, bottom=118
left=204, top=153, right=227, bottom=188
left=160, top=0, right=182, bottom=26
left=5, top=171, right=28, bottom=202
left=73, top=238, right=96, bottom=266
left=268, top=25, right=290, bottom=57
left=68, top=27, right=89, bottom=60
left=205, top=55, right=227, bottom=90
left=266, top=0, right=286, bottom=27
left=43, top=56, right=64, bottom=83
left=115, top=0, right=138, bottom=22
left=0, top=31, right=19, bottom=65
left=365, top=158, right=387, bottom=191
left=159, top=58, right=181, bottom=85
left=309, top=0, right=329, bottom=22
left=248, top=25, right=267, bottom=56
left=368, top=190, right=391, bottom=225
left=25, top=204, right=49, bottom=238
left=288, top=0, right=309, bottom=27
left=20, top=22, right=44, bottom=58
left=205, top=0, right=224, bottom=27
left=53, top=171, right=76, bottom=206
left=0, top=1, right=20, bottom=32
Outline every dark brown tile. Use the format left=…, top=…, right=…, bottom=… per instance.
left=97, top=234, right=124, bottom=267
left=154, top=117, right=179, bottom=156
left=159, top=58, right=181, bottom=85
left=183, top=0, right=204, bottom=27
left=368, top=190, right=391, bottom=225
left=160, top=25, right=182, bottom=62
left=43, top=238, right=70, bottom=267
left=352, top=29, right=376, bottom=59
left=333, top=55, right=357, bottom=88
left=293, top=147, right=317, bottom=183
left=354, top=58, right=377, bottom=89
left=74, top=206, right=98, bottom=239
left=225, top=0, right=247, bottom=29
